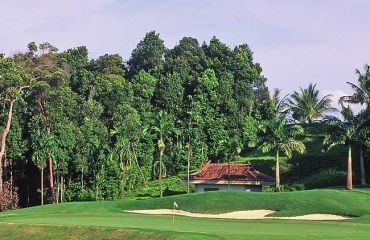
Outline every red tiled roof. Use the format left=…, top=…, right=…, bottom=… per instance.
left=188, top=162, right=274, bottom=182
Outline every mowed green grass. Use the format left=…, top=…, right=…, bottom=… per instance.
left=1, top=188, right=370, bottom=240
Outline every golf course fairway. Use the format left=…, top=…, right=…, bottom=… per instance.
left=1, top=189, right=370, bottom=239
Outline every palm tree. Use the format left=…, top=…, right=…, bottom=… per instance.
left=152, top=110, right=173, bottom=198
left=324, top=106, right=366, bottom=190
left=340, top=64, right=370, bottom=106
left=288, top=83, right=336, bottom=123
left=270, top=88, right=290, bottom=116
left=257, top=116, right=305, bottom=191
left=338, top=64, right=370, bottom=186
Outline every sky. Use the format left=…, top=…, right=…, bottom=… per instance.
left=1, top=0, right=369, bottom=112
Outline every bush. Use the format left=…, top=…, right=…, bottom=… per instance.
left=127, top=176, right=189, bottom=198
left=299, top=169, right=346, bottom=189
left=0, top=181, right=19, bottom=212
left=64, top=182, right=95, bottom=202
left=262, top=184, right=305, bottom=192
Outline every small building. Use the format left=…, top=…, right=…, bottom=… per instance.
left=184, top=162, right=274, bottom=192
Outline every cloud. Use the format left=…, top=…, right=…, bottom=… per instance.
left=322, top=89, right=364, bottom=114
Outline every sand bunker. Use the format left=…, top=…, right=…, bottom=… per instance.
left=126, top=209, right=350, bottom=221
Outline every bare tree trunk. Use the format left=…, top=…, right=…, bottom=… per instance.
left=275, top=150, right=281, bottom=192
left=56, top=174, right=60, bottom=204
left=60, top=176, right=64, bottom=203
left=9, top=155, right=13, bottom=201
left=95, top=184, right=99, bottom=200
left=81, top=168, right=84, bottom=190
left=360, top=147, right=366, bottom=186
left=48, top=155, right=54, bottom=198
left=187, top=147, right=190, bottom=194
left=347, top=146, right=353, bottom=191
left=159, top=154, right=163, bottom=198
left=0, top=100, right=15, bottom=193
left=41, top=168, right=44, bottom=206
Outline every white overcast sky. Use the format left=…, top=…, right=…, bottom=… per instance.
left=1, top=0, right=369, bottom=112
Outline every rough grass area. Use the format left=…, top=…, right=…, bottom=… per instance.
left=0, top=223, right=183, bottom=240
left=1, top=188, right=370, bottom=239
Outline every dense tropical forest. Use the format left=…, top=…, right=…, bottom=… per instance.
left=0, top=31, right=369, bottom=210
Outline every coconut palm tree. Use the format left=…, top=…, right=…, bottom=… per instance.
left=323, top=106, right=366, bottom=190
left=288, top=83, right=336, bottom=123
left=340, top=64, right=370, bottom=106
left=339, top=64, right=370, bottom=185
left=256, top=115, right=305, bottom=191
left=270, top=88, right=290, bottom=115
left=338, top=64, right=370, bottom=186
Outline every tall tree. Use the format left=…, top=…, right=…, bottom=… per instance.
left=0, top=57, right=29, bottom=193
left=324, top=106, right=366, bottom=191
left=30, top=115, right=53, bottom=205
left=152, top=111, right=173, bottom=197
left=128, top=31, right=166, bottom=78
left=27, top=44, right=69, bottom=201
left=254, top=116, right=305, bottom=191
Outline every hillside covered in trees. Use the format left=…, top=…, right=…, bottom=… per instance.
left=0, top=31, right=369, bottom=208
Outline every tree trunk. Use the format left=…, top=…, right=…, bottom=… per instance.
left=187, top=146, right=190, bottom=194
left=60, top=176, right=64, bottom=203
left=347, top=146, right=353, bottom=191
left=10, top=157, right=13, bottom=200
left=48, top=155, right=54, bottom=198
left=81, top=168, right=84, bottom=190
left=275, top=150, right=281, bottom=192
left=41, top=168, right=44, bottom=206
left=0, top=100, right=15, bottom=193
left=360, top=147, right=366, bottom=186
left=159, top=154, right=163, bottom=198
left=37, top=99, right=54, bottom=198
left=56, top=170, right=60, bottom=204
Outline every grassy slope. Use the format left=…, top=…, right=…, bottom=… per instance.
left=123, top=189, right=370, bottom=217
left=1, top=189, right=370, bottom=239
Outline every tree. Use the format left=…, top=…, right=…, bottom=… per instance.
left=152, top=110, right=173, bottom=197
left=155, top=72, right=185, bottom=117
left=255, top=116, right=305, bottom=191
left=324, top=106, right=367, bottom=190
left=111, top=104, right=145, bottom=198
left=0, top=57, right=29, bottom=193
left=128, top=31, right=166, bottom=78
left=340, top=64, right=370, bottom=106
left=30, top=115, right=53, bottom=205
left=288, top=83, right=335, bottom=123
left=28, top=51, right=69, bottom=202
left=79, top=99, right=109, bottom=200
left=90, top=54, right=125, bottom=76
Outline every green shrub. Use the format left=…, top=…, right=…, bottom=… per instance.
left=126, top=176, right=189, bottom=198
left=299, top=169, right=346, bottom=189
left=65, top=183, right=95, bottom=201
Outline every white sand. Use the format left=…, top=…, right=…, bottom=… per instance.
left=126, top=209, right=350, bottom=221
